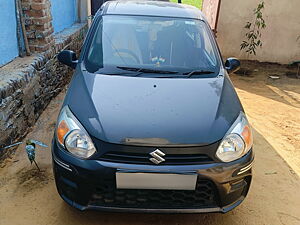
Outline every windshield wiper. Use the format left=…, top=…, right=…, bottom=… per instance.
left=184, top=70, right=215, bottom=78
left=102, top=72, right=141, bottom=76
left=117, top=66, right=178, bottom=76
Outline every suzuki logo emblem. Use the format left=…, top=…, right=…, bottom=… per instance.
left=149, top=149, right=165, bottom=165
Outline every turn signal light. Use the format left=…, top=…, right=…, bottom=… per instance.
left=241, top=125, right=252, bottom=149
left=57, top=120, right=70, bottom=145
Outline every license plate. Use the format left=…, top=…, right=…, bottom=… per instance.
left=116, top=172, right=197, bottom=190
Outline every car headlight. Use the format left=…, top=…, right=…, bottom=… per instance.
left=56, top=105, right=96, bottom=158
left=216, top=112, right=253, bottom=162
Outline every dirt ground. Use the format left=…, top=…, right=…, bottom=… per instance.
left=0, top=62, right=300, bottom=225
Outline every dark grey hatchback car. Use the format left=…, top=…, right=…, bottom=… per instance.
left=52, top=0, right=254, bottom=213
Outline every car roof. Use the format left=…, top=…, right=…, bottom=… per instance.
left=98, top=0, right=206, bottom=21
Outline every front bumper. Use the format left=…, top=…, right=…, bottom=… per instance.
left=52, top=139, right=253, bottom=213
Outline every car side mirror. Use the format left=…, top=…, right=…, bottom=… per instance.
left=57, top=50, right=78, bottom=69
left=225, top=58, right=240, bottom=74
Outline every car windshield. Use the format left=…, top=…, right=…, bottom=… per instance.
left=84, top=15, right=220, bottom=78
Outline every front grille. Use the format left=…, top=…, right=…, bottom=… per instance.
left=89, top=179, right=219, bottom=209
left=99, top=152, right=214, bottom=165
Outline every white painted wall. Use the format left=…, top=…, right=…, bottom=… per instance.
left=216, top=0, right=300, bottom=64
left=78, top=0, right=91, bottom=25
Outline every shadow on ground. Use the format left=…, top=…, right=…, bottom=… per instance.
left=230, top=62, right=300, bottom=109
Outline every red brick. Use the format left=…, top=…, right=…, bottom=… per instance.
left=35, top=43, right=50, bottom=52
left=21, top=0, right=54, bottom=53
left=32, top=0, right=46, bottom=3
left=32, top=16, right=51, bottom=25
left=31, top=3, right=46, bottom=10
left=29, top=45, right=36, bottom=52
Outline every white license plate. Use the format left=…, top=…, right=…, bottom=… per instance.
left=116, top=172, right=197, bottom=190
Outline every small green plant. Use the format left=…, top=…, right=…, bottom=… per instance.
left=240, top=1, right=266, bottom=56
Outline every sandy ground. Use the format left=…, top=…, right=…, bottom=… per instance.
left=0, top=63, right=300, bottom=225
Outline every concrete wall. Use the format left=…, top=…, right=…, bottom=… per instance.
left=51, top=0, right=78, bottom=33
left=217, top=0, right=300, bottom=64
left=79, top=0, right=87, bottom=22
left=0, top=0, right=19, bottom=67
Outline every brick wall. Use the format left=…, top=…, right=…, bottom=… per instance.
left=21, top=0, right=55, bottom=53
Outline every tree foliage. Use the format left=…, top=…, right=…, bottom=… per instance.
left=240, top=2, right=266, bottom=55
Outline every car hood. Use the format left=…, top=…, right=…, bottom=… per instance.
left=64, top=70, right=243, bottom=146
